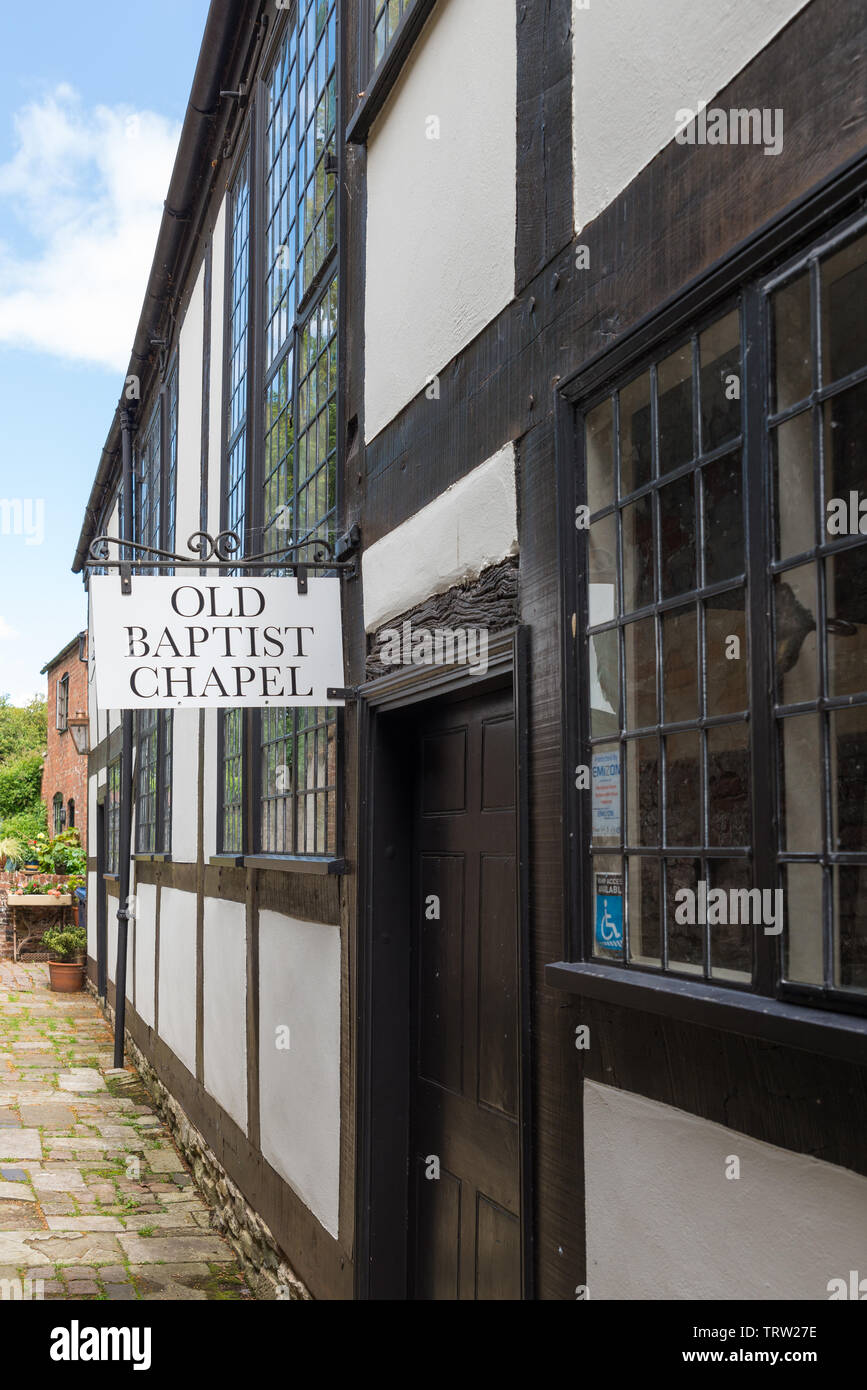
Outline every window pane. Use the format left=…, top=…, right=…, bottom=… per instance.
left=592, top=855, right=624, bottom=961
left=821, top=232, right=867, bottom=385
left=665, top=731, right=700, bottom=847
left=627, top=856, right=661, bottom=965
left=823, top=379, right=867, bottom=529
left=826, top=546, right=867, bottom=698
left=586, top=398, right=615, bottom=514
left=772, top=411, right=814, bottom=559
left=619, top=371, right=652, bottom=495
left=659, top=473, right=695, bottom=598
left=707, top=722, right=751, bottom=847
left=700, top=310, right=741, bottom=451
left=588, top=514, right=617, bottom=621
left=780, top=714, right=822, bottom=852
left=622, top=495, right=654, bottom=611
left=703, top=451, right=744, bottom=584
left=666, top=857, right=703, bottom=974
left=589, top=631, right=619, bottom=737
left=774, top=564, right=817, bottom=703
left=661, top=604, right=697, bottom=724
left=624, top=617, right=656, bottom=729
left=705, top=589, right=747, bottom=715
left=835, top=865, right=867, bottom=990
left=626, top=737, right=659, bottom=846
left=708, top=859, right=752, bottom=982
left=772, top=273, right=812, bottom=412
left=591, top=743, right=621, bottom=847
left=657, top=345, right=694, bottom=473
left=784, top=862, right=824, bottom=985
left=832, top=705, right=867, bottom=851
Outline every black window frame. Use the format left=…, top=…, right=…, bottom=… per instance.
left=52, top=792, right=64, bottom=835
left=132, top=369, right=177, bottom=856
left=56, top=673, right=69, bottom=732
left=106, top=757, right=121, bottom=876
left=560, top=190, right=867, bottom=1022
left=217, top=0, right=342, bottom=864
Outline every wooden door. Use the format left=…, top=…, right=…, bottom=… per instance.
left=409, top=688, right=521, bottom=1299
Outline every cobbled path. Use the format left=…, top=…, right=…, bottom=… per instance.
left=0, top=961, right=254, bottom=1301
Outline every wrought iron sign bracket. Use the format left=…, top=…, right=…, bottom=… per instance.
left=87, top=527, right=362, bottom=592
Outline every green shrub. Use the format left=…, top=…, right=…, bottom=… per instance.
left=0, top=807, right=48, bottom=844
left=48, top=829, right=86, bottom=875
left=0, top=751, right=44, bottom=819
left=42, top=925, right=87, bottom=961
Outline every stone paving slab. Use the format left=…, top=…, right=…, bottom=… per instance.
left=0, top=961, right=254, bottom=1302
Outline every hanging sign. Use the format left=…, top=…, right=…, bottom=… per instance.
left=89, top=575, right=345, bottom=710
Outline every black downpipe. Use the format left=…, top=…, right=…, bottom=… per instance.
left=113, top=407, right=136, bottom=1068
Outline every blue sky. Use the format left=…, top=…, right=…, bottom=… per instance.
left=0, top=0, right=210, bottom=702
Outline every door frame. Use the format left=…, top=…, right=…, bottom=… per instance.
left=354, top=627, right=533, bottom=1299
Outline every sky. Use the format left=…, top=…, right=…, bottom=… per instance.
left=0, top=0, right=210, bottom=704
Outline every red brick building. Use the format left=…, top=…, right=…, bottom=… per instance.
left=40, top=633, right=88, bottom=852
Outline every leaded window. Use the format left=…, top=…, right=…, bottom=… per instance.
left=219, top=0, right=339, bottom=859
left=135, top=705, right=172, bottom=854
left=53, top=793, right=64, bottom=835
left=56, top=673, right=69, bottom=731
left=107, top=759, right=121, bottom=875
left=373, top=0, right=413, bottom=68
left=576, top=216, right=867, bottom=1010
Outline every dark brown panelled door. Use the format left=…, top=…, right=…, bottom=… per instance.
left=409, top=687, right=521, bottom=1300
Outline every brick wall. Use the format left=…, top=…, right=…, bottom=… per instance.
left=42, top=641, right=88, bottom=853
left=0, top=872, right=78, bottom=961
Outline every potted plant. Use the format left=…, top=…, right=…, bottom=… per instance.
left=0, top=836, right=24, bottom=871
left=42, top=924, right=87, bottom=993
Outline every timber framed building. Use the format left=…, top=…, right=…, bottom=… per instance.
left=74, top=0, right=867, bottom=1299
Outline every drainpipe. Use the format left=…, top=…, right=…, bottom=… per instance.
left=113, top=406, right=136, bottom=1068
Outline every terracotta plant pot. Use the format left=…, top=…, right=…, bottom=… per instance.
left=48, top=960, right=86, bottom=993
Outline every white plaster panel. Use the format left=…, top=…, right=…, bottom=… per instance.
left=364, top=0, right=516, bottom=441
left=584, top=1081, right=867, bottom=1300
left=107, top=897, right=117, bottom=985
left=258, top=910, right=341, bottom=1239
left=207, top=199, right=226, bottom=540
left=203, top=897, right=247, bottom=1133
left=177, top=262, right=205, bottom=543
left=202, top=710, right=218, bottom=862
left=362, top=444, right=517, bottom=631
left=170, top=709, right=199, bottom=863
left=156, top=887, right=197, bottom=1077
left=86, top=870, right=97, bottom=961
left=572, top=0, right=810, bottom=231
left=133, top=881, right=156, bottom=1028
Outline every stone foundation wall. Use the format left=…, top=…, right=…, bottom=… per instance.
left=90, top=982, right=312, bottom=1301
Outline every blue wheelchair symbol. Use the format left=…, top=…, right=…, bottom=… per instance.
left=595, top=893, right=623, bottom=950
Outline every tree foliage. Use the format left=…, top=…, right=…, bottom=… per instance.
left=0, top=695, right=46, bottom=765
left=0, top=751, right=45, bottom=819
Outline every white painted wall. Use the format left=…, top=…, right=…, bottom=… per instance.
left=171, top=710, right=199, bottom=863
left=364, top=0, right=516, bottom=441
left=86, top=869, right=97, bottom=960
left=584, top=1081, right=867, bottom=1299
left=572, top=0, right=811, bottom=231
left=362, top=444, right=518, bottom=631
left=156, top=887, right=197, bottom=1077
left=258, top=911, right=341, bottom=1238
left=177, top=261, right=205, bottom=545
left=207, top=199, right=226, bottom=540
left=133, top=881, right=156, bottom=1028
left=203, top=897, right=247, bottom=1133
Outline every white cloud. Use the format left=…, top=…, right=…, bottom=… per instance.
left=0, top=86, right=180, bottom=371
left=0, top=616, right=19, bottom=639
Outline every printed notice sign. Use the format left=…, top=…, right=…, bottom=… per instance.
left=595, top=872, right=623, bottom=951
left=90, top=575, right=345, bottom=710
left=592, top=749, right=621, bottom=838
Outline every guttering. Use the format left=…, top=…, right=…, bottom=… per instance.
left=71, top=0, right=258, bottom=575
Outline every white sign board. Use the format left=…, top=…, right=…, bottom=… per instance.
left=90, top=575, right=345, bottom=710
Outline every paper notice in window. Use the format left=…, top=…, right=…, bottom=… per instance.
left=595, top=872, right=623, bottom=951
left=592, top=749, right=621, bottom=838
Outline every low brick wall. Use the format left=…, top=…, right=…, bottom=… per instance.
left=0, top=872, right=77, bottom=962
